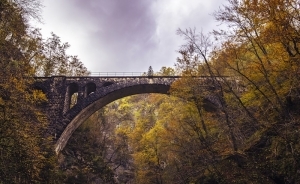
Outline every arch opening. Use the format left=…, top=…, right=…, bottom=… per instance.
left=70, top=92, right=78, bottom=109
left=84, top=82, right=96, bottom=97
left=63, top=83, right=79, bottom=114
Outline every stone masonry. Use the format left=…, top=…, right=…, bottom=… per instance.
left=34, top=75, right=228, bottom=154
left=34, top=76, right=180, bottom=153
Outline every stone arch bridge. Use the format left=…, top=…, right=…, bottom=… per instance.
left=34, top=76, right=220, bottom=154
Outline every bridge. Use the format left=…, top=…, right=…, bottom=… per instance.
left=34, top=75, right=221, bottom=154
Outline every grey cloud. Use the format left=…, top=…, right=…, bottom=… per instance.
left=40, top=0, right=225, bottom=73
left=69, top=0, right=158, bottom=71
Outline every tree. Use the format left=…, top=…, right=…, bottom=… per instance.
left=158, top=66, right=176, bottom=76
left=169, top=0, right=300, bottom=182
left=212, top=0, right=300, bottom=182
left=32, top=32, right=90, bottom=77
left=147, top=66, right=154, bottom=77
left=59, top=99, right=135, bottom=183
left=0, top=0, right=59, bottom=183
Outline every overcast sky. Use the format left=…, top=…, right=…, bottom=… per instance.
left=37, top=0, right=226, bottom=73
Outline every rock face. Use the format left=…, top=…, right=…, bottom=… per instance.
left=34, top=76, right=179, bottom=153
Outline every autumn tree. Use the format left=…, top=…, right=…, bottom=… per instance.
left=147, top=66, right=154, bottom=76
left=0, top=0, right=60, bottom=183
left=158, top=66, right=177, bottom=76
left=169, top=0, right=300, bottom=182
left=58, top=98, right=137, bottom=183
left=211, top=0, right=300, bottom=182
left=32, top=32, right=90, bottom=77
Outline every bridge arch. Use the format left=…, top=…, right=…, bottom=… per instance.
left=34, top=76, right=220, bottom=154
left=55, top=83, right=171, bottom=154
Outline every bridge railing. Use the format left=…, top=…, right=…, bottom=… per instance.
left=89, top=72, right=146, bottom=76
